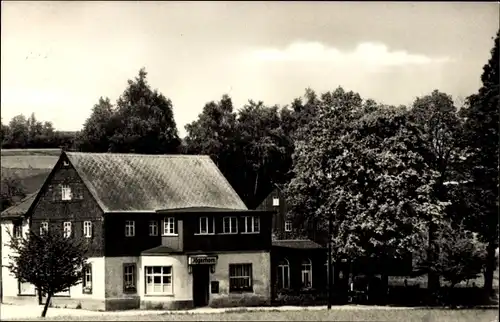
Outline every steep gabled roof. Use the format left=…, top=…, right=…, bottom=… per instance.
left=1, top=192, right=38, bottom=219
left=65, top=152, right=247, bottom=213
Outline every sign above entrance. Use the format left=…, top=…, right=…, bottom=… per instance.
left=189, top=255, right=218, bottom=265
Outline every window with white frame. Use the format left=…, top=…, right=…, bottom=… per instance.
left=123, top=263, right=137, bottom=293
left=277, top=258, right=290, bottom=289
left=223, top=217, right=238, bottom=234
left=198, top=216, right=214, bottom=234
left=18, top=281, right=36, bottom=295
left=229, top=263, right=252, bottom=292
left=284, top=220, right=292, bottom=232
left=61, top=185, right=72, bottom=201
left=13, top=222, right=22, bottom=239
left=125, top=220, right=135, bottom=237
left=83, top=221, right=92, bottom=238
left=243, top=216, right=260, bottom=233
left=272, top=197, right=280, bottom=206
left=301, top=258, right=313, bottom=288
left=149, top=221, right=158, bottom=236
left=40, top=221, right=48, bottom=235
left=83, top=264, right=92, bottom=294
left=63, top=222, right=72, bottom=238
left=163, top=217, right=177, bottom=235
left=145, top=266, right=172, bottom=295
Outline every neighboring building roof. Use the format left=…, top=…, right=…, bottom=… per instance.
left=272, top=239, right=324, bottom=250
left=141, top=245, right=182, bottom=255
left=1, top=192, right=38, bottom=219
left=65, top=152, right=248, bottom=213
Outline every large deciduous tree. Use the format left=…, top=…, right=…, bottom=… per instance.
left=236, top=100, right=294, bottom=207
left=184, top=94, right=238, bottom=167
left=286, top=87, right=442, bottom=284
left=460, top=31, right=499, bottom=295
left=78, top=97, right=116, bottom=152
left=6, top=229, right=88, bottom=317
left=184, top=95, right=294, bottom=207
left=109, top=68, right=180, bottom=154
left=407, top=90, right=463, bottom=290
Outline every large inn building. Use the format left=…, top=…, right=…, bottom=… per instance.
left=1, top=152, right=326, bottom=311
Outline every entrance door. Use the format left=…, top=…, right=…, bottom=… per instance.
left=192, top=265, right=210, bottom=307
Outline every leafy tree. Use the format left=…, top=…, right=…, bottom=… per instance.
left=26, top=113, right=44, bottom=148
left=185, top=94, right=238, bottom=167
left=236, top=100, right=294, bottom=207
left=4, top=114, right=29, bottom=148
left=6, top=229, right=88, bottom=317
left=0, top=174, right=26, bottom=212
left=424, top=222, right=486, bottom=288
left=286, top=88, right=442, bottom=289
left=78, top=97, right=116, bottom=152
left=109, top=68, right=180, bottom=154
left=185, top=95, right=294, bottom=207
left=1, top=114, right=62, bottom=149
left=460, top=31, right=499, bottom=295
left=407, top=90, right=463, bottom=290
left=1, top=118, right=10, bottom=145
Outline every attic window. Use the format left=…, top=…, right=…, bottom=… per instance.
left=61, top=185, right=72, bottom=201
left=273, top=197, right=280, bottom=206
left=63, top=160, right=70, bottom=167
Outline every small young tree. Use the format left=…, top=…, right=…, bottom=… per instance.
left=6, top=229, right=88, bottom=317
left=426, top=222, right=487, bottom=288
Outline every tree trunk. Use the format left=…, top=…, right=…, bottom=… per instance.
left=483, top=241, right=497, bottom=296
left=427, top=221, right=441, bottom=291
left=41, top=293, right=52, bottom=318
left=37, top=289, right=43, bottom=305
left=380, top=272, right=389, bottom=305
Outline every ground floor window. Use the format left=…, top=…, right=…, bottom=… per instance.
left=18, top=281, right=35, bottom=295
left=145, top=266, right=173, bottom=295
left=229, top=263, right=253, bottom=292
left=301, top=258, right=312, bottom=288
left=123, top=263, right=137, bottom=293
left=276, top=258, right=290, bottom=289
left=83, top=264, right=92, bottom=294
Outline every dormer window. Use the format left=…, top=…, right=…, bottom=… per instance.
left=61, top=185, right=72, bottom=201
left=273, top=197, right=280, bottom=206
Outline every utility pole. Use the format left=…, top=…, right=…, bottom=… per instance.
left=327, top=210, right=333, bottom=309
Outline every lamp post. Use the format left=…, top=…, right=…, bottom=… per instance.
left=327, top=210, right=333, bottom=309
left=326, top=172, right=333, bottom=310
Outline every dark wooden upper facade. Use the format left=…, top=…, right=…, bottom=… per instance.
left=256, top=187, right=323, bottom=243
left=256, top=187, right=292, bottom=240
left=27, top=153, right=273, bottom=257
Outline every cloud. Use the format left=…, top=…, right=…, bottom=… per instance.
left=249, top=41, right=450, bottom=67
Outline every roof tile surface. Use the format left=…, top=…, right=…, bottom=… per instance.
left=66, top=152, right=247, bottom=212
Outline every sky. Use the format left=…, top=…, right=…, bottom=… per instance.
left=1, top=2, right=498, bottom=137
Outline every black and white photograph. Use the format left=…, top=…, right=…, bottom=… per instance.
left=0, top=1, right=498, bottom=321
